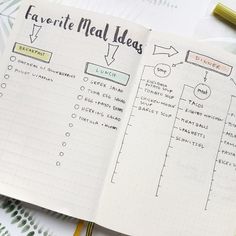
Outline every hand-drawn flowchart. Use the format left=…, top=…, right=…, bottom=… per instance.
left=111, top=42, right=236, bottom=211
left=8, top=18, right=236, bottom=211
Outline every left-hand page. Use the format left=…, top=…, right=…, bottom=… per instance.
left=0, top=0, right=149, bottom=221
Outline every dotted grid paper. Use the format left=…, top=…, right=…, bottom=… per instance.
left=0, top=0, right=148, bottom=221
left=97, top=32, right=236, bottom=236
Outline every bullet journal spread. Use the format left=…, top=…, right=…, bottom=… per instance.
left=0, top=0, right=236, bottom=235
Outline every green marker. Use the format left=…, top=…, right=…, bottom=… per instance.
left=213, top=3, right=236, bottom=26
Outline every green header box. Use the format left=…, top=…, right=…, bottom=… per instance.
left=85, top=62, right=130, bottom=86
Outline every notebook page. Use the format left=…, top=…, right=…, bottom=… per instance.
left=97, top=32, right=236, bottom=235
left=0, top=0, right=148, bottom=220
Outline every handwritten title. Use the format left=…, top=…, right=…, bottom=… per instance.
left=25, top=5, right=143, bottom=54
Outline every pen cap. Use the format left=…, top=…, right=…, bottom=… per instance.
left=213, top=3, right=236, bottom=26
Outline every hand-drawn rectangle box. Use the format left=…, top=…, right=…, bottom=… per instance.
left=13, top=42, right=52, bottom=63
left=85, top=62, right=130, bottom=86
left=185, top=50, right=232, bottom=76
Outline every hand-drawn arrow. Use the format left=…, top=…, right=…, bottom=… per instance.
left=231, top=78, right=236, bottom=86
left=30, top=24, right=42, bottom=43
left=172, top=61, right=183, bottom=67
left=204, top=71, right=208, bottom=82
left=104, top=43, right=119, bottom=66
left=153, top=45, right=178, bottom=57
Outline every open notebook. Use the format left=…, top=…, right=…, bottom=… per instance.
left=0, top=0, right=236, bottom=235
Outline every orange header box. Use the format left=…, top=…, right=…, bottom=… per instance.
left=185, top=50, right=232, bottom=76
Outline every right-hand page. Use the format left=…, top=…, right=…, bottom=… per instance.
left=96, top=31, right=236, bottom=236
